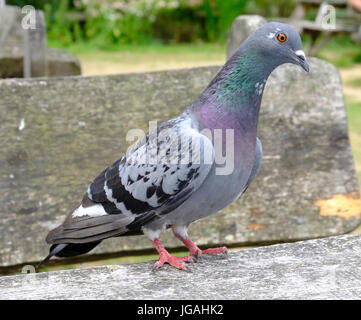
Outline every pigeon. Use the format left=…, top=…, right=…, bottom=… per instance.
left=39, top=22, right=309, bottom=270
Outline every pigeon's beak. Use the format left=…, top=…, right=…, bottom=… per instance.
left=294, top=50, right=310, bottom=72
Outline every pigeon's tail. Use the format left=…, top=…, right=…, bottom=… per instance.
left=37, top=243, right=68, bottom=268
left=37, top=241, right=101, bottom=268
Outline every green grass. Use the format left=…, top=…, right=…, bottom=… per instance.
left=50, top=34, right=361, bottom=70
left=317, top=35, right=361, bottom=68
left=350, top=77, right=361, bottom=87
left=48, top=39, right=227, bottom=55
left=54, top=41, right=227, bottom=76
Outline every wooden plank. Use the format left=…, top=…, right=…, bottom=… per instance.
left=2, top=234, right=361, bottom=299
left=0, top=58, right=360, bottom=267
left=291, top=19, right=358, bottom=32
left=23, top=10, right=47, bottom=78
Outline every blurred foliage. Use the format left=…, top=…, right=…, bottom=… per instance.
left=5, top=0, right=296, bottom=46
left=6, top=0, right=360, bottom=66
left=245, top=0, right=295, bottom=17
left=317, top=34, right=361, bottom=68
left=6, top=0, right=244, bottom=45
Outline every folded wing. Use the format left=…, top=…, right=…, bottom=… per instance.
left=46, top=118, right=215, bottom=244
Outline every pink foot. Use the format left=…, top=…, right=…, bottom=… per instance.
left=189, top=246, right=228, bottom=257
left=154, top=251, right=188, bottom=270
left=174, top=255, right=197, bottom=262
left=174, top=233, right=228, bottom=258
left=152, top=238, right=194, bottom=270
left=200, top=246, right=228, bottom=255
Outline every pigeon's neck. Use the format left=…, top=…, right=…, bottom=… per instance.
left=214, top=50, right=273, bottom=110
left=190, top=48, right=275, bottom=130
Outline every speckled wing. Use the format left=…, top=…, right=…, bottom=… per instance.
left=46, top=118, right=214, bottom=244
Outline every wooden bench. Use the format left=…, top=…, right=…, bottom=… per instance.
left=276, top=0, right=361, bottom=55
left=2, top=234, right=361, bottom=299
left=0, top=4, right=81, bottom=78
left=0, top=57, right=360, bottom=272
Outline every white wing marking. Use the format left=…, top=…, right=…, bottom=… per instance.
left=72, top=204, right=108, bottom=218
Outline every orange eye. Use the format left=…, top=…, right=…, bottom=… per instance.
left=277, top=33, right=287, bottom=42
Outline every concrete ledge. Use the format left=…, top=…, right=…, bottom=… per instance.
left=1, top=234, right=361, bottom=299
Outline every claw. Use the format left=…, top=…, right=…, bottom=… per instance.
left=201, top=246, right=228, bottom=256
left=151, top=238, right=189, bottom=271
left=151, top=236, right=228, bottom=271
left=173, top=231, right=228, bottom=259
left=153, top=252, right=188, bottom=270
left=174, top=255, right=196, bottom=263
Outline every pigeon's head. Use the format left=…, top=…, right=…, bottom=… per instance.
left=247, top=22, right=309, bottom=72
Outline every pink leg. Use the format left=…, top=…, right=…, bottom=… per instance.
left=152, top=238, right=194, bottom=270
left=174, top=233, right=228, bottom=257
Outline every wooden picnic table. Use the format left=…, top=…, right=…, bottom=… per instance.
left=276, top=0, right=361, bottom=55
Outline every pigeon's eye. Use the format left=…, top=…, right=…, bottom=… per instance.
left=277, top=33, right=287, bottom=43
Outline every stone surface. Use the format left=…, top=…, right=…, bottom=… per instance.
left=227, top=15, right=267, bottom=60
left=0, top=58, right=360, bottom=267
left=2, top=234, right=361, bottom=299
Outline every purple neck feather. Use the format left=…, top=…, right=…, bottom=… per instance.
left=188, top=46, right=276, bottom=134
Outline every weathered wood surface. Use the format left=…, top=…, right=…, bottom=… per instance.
left=0, top=58, right=360, bottom=267
left=0, top=46, right=81, bottom=78
left=2, top=234, right=361, bottom=299
left=0, top=5, right=24, bottom=76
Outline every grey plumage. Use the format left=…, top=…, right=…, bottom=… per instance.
left=242, top=137, right=262, bottom=194
left=40, top=22, right=309, bottom=268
